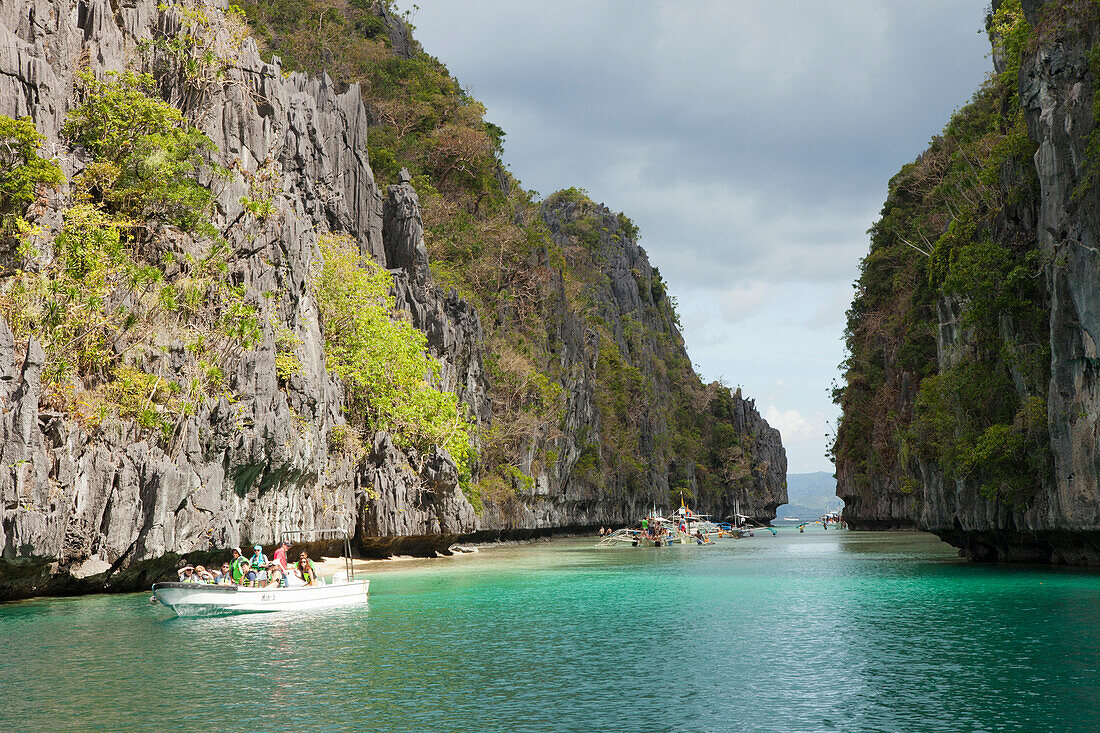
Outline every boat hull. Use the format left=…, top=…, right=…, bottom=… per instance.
left=152, top=580, right=369, bottom=617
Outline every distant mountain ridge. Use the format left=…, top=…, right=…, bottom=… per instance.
left=777, top=472, right=842, bottom=519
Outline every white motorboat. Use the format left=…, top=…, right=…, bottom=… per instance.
left=152, top=527, right=369, bottom=617
left=152, top=577, right=369, bottom=616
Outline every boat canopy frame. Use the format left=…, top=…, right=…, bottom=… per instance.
left=278, top=528, right=355, bottom=581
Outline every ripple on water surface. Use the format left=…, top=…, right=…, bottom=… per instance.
left=3, top=530, right=1100, bottom=732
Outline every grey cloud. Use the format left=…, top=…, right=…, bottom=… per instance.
left=401, top=0, right=992, bottom=470
left=413, top=0, right=992, bottom=204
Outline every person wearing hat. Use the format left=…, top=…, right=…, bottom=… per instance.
left=249, top=544, right=269, bottom=573
left=273, top=540, right=290, bottom=573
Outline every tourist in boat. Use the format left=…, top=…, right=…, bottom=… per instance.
left=286, top=565, right=306, bottom=587
left=249, top=544, right=269, bottom=571
left=194, top=565, right=214, bottom=583
left=229, top=547, right=246, bottom=583
left=273, top=540, right=290, bottom=572
left=215, top=562, right=234, bottom=585
left=297, top=551, right=321, bottom=586
left=238, top=560, right=258, bottom=587
left=264, top=562, right=286, bottom=588
left=178, top=565, right=198, bottom=583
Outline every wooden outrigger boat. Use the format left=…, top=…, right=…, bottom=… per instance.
left=797, top=511, right=845, bottom=533
left=596, top=497, right=777, bottom=548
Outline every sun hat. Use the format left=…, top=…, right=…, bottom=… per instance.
left=233, top=546, right=242, bottom=554
left=253, top=544, right=262, bottom=550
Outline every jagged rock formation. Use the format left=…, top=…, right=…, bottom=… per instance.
left=476, top=197, right=785, bottom=528
left=384, top=170, right=491, bottom=425
left=835, top=0, right=1100, bottom=564
left=371, top=0, right=415, bottom=60
left=0, top=0, right=477, bottom=598
left=0, top=0, right=784, bottom=598
left=1010, top=0, right=1100, bottom=562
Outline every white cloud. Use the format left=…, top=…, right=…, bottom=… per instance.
left=765, top=406, right=827, bottom=445
left=764, top=379, right=788, bottom=403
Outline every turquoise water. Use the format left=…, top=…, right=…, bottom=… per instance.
left=3, top=530, right=1100, bottom=732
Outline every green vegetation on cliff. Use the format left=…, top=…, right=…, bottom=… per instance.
left=63, top=71, right=219, bottom=233
left=0, top=57, right=468, bottom=460
left=0, top=72, right=259, bottom=440
left=313, top=232, right=474, bottom=488
left=833, top=0, right=1051, bottom=507
left=237, top=0, right=777, bottom=508
left=0, top=116, right=64, bottom=234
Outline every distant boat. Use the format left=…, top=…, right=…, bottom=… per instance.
left=597, top=496, right=776, bottom=547
left=796, top=512, right=846, bottom=532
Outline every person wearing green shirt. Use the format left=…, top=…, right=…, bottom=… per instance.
left=229, top=547, right=246, bottom=584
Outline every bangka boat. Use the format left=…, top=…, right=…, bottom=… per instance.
left=596, top=509, right=718, bottom=547
left=721, top=515, right=779, bottom=537
left=152, top=528, right=368, bottom=617
left=796, top=512, right=845, bottom=533
left=596, top=498, right=777, bottom=547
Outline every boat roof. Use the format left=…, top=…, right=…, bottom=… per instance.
left=278, top=527, right=351, bottom=541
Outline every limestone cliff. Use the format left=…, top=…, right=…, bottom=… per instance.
left=835, top=0, right=1100, bottom=564
left=0, top=0, right=784, bottom=599
left=478, top=195, right=786, bottom=529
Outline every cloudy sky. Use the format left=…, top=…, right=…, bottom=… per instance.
left=399, top=0, right=993, bottom=474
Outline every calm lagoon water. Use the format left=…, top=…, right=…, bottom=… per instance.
left=3, top=529, right=1100, bottom=732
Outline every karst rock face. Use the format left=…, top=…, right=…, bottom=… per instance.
left=1014, top=0, right=1100, bottom=561
left=837, top=0, right=1100, bottom=564
left=0, top=0, right=784, bottom=598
